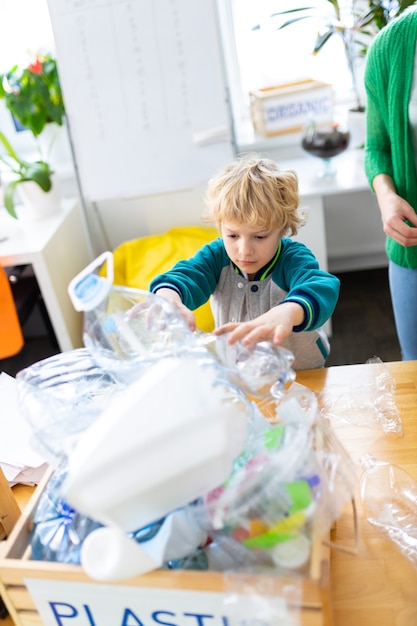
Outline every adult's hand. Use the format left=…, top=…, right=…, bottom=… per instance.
left=373, top=174, right=417, bottom=247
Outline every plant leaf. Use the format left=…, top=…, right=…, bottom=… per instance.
left=3, top=181, right=19, bottom=219
left=271, top=7, right=315, bottom=18
left=23, top=165, right=52, bottom=191
left=0, top=130, right=20, bottom=162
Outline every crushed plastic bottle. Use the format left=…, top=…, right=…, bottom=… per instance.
left=359, top=453, right=417, bottom=569
left=16, top=348, right=124, bottom=466
left=30, top=463, right=102, bottom=563
left=196, top=332, right=296, bottom=404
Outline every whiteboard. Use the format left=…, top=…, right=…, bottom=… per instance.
left=47, top=0, right=235, bottom=201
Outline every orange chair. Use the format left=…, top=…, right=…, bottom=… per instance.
left=0, top=265, right=58, bottom=361
left=0, top=265, right=24, bottom=359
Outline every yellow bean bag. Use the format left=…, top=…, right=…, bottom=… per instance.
left=112, top=225, right=219, bottom=332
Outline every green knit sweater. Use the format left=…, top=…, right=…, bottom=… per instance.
left=364, top=10, right=417, bottom=269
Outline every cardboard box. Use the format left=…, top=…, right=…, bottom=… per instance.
left=0, top=474, right=333, bottom=626
left=0, top=468, right=21, bottom=542
left=249, top=80, right=334, bottom=138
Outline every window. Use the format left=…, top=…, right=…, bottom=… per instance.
left=219, top=0, right=359, bottom=148
left=0, top=0, right=55, bottom=155
left=0, top=0, right=54, bottom=71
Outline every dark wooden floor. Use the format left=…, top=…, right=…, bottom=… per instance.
left=0, top=267, right=401, bottom=378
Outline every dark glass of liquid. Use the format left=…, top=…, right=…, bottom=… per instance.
left=302, top=122, right=350, bottom=178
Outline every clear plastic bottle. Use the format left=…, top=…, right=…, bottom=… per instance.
left=359, top=453, right=417, bottom=569
left=67, top=252, right=197, bottom=383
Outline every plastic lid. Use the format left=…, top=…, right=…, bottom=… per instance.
left=68, top=251, right=114, bottom=312
left=271, top=534, right=311, bottom=569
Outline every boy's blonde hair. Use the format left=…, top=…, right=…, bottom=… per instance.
left=203, top=154, right=307, bottom=236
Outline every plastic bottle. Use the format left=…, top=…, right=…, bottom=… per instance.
left=30, top=462, right=102, bottom=564
left=67, top=252, right=196, bottom=383
left=359, top=453, right=417, bottom=569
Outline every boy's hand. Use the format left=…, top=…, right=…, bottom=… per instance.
left=214, top=301, right=304, bottom=347
left=153, top=287, right=197, bottom=331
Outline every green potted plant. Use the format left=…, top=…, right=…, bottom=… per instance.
left=267, top=0, right=417, bottom=112
left=0, top=130, right=54, bottom=218
left=0, top=52, right=65, bottom=136
left=0, top=53, right=65, bottom=218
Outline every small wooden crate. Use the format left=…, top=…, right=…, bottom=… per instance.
left=0, top=475, right=333, bottom=626
left=249, top=80, right=334, bottom=138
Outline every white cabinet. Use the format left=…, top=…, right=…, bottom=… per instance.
left=0, top=200, right=91, bottom=351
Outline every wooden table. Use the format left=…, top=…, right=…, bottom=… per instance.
left=298, top=360, right=417, bottom=626
left=2, top=360, right=417, bottom=626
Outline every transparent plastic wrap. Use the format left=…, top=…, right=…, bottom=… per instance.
left=15, top=348, right=125, bottom=466
left=221, top=573, right=303, bottom=626
left=318, top=356, right=402, bottom=434
left=359, top=453, right=417, bottom=570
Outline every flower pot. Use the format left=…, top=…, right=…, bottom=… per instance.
left=17, top=174, right=62, bottom=219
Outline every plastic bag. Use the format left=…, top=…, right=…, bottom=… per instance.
left=193, top=383, right=356, bottom=574
left=318, top=356, right=402, bottom=434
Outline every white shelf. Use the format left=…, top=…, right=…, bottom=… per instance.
left=0, top=199, right=91, bottom=352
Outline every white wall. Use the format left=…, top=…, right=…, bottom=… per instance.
left=324, top=190, right=387, bottom=272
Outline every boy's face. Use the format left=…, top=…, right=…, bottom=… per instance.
left=221, top=221, right=280, bottom=280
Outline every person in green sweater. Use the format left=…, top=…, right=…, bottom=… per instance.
left=364, top=9, right=417, bottom=360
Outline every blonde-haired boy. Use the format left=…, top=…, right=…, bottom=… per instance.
left=150, top=155, right=340, bottom=369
